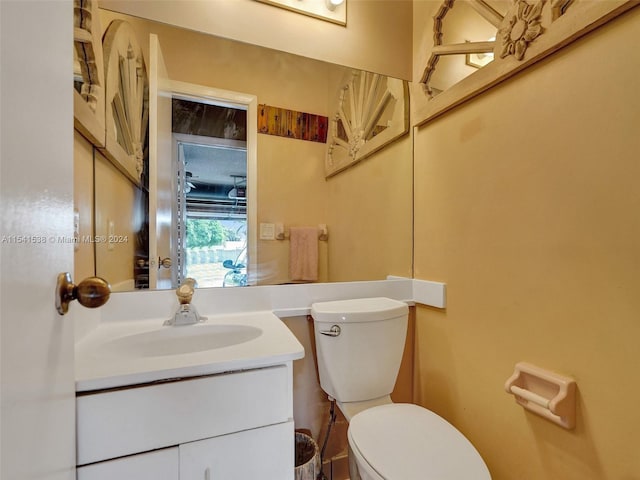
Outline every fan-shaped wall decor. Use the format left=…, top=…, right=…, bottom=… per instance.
left=325, top=70, right=408, bottom=177
left=101, top=19, right=149, bottom=185
left=73, top=0, right=106, bottom=147
left=413, top=0, right=638, bottom=126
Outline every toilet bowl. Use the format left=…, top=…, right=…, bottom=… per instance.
left=348, top=403, right=490, bottom=480
left=311, top=297, right=491, bottom=480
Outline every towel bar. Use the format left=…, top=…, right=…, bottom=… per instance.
left=275, top=223, right=328, bottom=241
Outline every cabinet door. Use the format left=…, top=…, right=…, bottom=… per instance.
left=77, top=447, right=178, bottom=480
left=180, top=421, right=294, bottom=480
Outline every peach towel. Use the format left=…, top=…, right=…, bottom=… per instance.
left=289, top=226, right=319, bottom=282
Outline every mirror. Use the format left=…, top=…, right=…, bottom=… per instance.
left=75, top=6, right=414, bottom=291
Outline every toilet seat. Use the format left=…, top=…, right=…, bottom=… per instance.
left=347, top=403, right=491, bottom=480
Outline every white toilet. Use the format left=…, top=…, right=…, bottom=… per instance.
left=311, top=297, right=491, bottom=480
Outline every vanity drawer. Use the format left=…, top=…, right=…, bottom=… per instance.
left=77, top=365, right=291, bottom=465
left=180, top=421, right=294, bottom=480
left=77, top=447, right=178, bottom=480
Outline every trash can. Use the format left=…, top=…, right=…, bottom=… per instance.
left=295, top=432, right=320, bottom=480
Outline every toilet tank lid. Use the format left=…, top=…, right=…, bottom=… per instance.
left=310, top=297, right=408, bottom=323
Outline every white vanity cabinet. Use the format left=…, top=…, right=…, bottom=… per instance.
left=76, top=364, right=295, bottom=480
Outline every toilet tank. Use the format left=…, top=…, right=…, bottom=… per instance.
left=310, top=297, right=408, bottom=403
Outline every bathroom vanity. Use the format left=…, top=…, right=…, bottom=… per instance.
left=74, top=311, right=304, bottom=479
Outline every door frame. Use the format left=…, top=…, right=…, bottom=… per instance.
left=168, top=80, right=258, bottom=286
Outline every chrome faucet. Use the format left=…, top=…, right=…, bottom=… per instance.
left=164, top=278, right=206, bottom=326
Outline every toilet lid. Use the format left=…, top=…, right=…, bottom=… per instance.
left=348, top=404, right=491, bottom=480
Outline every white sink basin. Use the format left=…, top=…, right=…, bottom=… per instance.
left=75, top=311, right=305, bottom=392
left=102, top=324, right=263, bottom=357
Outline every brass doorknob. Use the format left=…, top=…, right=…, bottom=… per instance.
left=56, top=272, right=111, bottom=315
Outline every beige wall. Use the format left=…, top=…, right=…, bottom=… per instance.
left=257, top=135, right=330, bottom=284
left=99, top=0, right=413, bottom=80
left=326, top=132, right=413, bottom=282
left=412, top=7, right=640, bottom=480
left=93, top=152, right=142, bottom=289
left=99, top=9, right=344, bottom=113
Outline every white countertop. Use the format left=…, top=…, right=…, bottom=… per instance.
left=74, top=278, right=446, bottom=393
left=75, top=310, right=304, bottom=392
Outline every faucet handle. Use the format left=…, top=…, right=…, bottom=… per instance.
left=176, top=278, right=196, bottom=304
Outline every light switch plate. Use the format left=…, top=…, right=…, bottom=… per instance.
left=260, top=223, right=275, bottom=240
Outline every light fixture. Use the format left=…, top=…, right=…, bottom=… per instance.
left=465, top=37, right=496, bottom=69
left=256, top=0, right=346, bottom=26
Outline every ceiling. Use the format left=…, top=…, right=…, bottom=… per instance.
left=182, top=143, right=247, bottom=189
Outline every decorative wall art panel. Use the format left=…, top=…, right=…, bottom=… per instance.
left=325, top=70, right=409, bottom=177
left=413, top=0, right=639, bottom=126
left=101, top=19, right=149, bottom=185
left=73, top=4, right=150, bottom=186
left=258, top=104, right=328, bottom=143
left=73, top=0, right=106, bottom=147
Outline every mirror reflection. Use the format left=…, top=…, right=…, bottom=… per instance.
left=74, top=7, right=414, bottom=292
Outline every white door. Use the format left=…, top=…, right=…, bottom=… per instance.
left=149, top=33, right=174, bottom=289
left=0, top=1, right=76, bottom=479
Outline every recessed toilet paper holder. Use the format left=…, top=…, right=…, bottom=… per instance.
left=505, top=362, right=576, bottom=429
